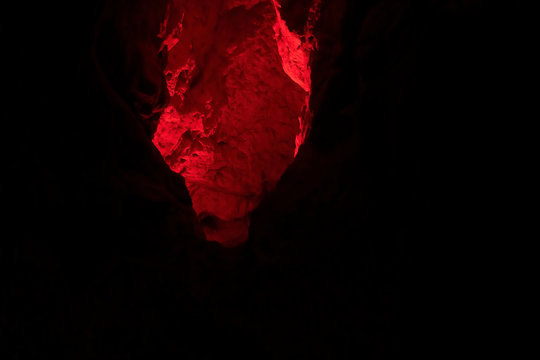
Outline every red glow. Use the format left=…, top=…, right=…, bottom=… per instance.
left=152, top=0, right=319, bottom=246
left=271, top=0, right=320, bottom=155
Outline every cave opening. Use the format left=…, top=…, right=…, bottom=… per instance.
left=152, top=0, right=320, bottom=246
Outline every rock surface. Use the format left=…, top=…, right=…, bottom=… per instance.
left=0, top=0, right=521, bottom=358
left=153, top=0, right=318, bottom=245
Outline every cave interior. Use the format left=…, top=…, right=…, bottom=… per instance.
left=1, top=0, right=523, bottom=358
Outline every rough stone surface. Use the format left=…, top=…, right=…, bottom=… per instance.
left=152, top=0, right=318, bottom=245
left=1, top=0, right=521, bottom=358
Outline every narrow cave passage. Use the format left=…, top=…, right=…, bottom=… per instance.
left=152, top=0, right=320, bottom=246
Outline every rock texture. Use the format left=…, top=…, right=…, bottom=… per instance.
left=1, top=0, right=522, bottom=359
left=152, top=0, right=318, bottom=245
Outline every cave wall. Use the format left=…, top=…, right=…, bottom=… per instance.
left=152, top=0, right=319, bottom=245
left=0, top=0, right=523, bottom=358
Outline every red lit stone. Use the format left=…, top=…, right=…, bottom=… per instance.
left=153, top=0, right=319, bottom=246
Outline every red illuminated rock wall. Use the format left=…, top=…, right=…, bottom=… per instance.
left=153, top=0, right=319, bottom=245
left=3, top=0, right=514, bottom=357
